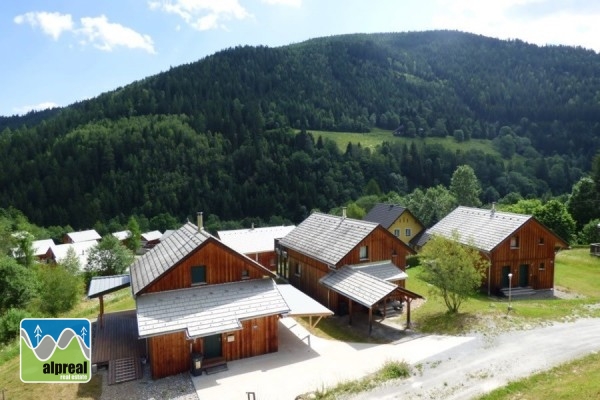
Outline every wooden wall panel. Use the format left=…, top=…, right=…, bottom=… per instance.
left=143, top=240, right=270, bottom=294
left=245, top=251, right=277, bottom=271
left=485, top=219, right=564, bottom=293
left=148, top=332, right=190, bottom=379
left=222, top=316, right=279, bottom=361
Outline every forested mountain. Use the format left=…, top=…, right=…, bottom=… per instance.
left=1, top=30, right=600, bottom=229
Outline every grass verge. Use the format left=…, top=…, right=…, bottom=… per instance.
left=297, top=360, right=411, bottom=400
left=477, top=351, right=600, bottom=400
left=0, top=288, right=134, bottom=400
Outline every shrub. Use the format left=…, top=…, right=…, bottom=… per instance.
left=0, top=308, right=32, bottom=343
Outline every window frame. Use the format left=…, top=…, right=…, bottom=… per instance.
left=359, top=245, right=369, bottom=260
left=191, top=265, right=207, bottom=285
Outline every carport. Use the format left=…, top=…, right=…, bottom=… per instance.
left=277, top=284, right=334, bottom=328
left=320, top=268, right=423, bottom=334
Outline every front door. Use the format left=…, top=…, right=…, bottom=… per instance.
left=501, top=266, right=511, bottom=288
left=519, top=264, right=529, bottom=287
left=203, top=334, right=222, bottom=359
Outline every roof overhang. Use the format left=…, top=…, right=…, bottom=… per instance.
left=87, top=275, right=131, bottom=298
left=277, top=284, right=333, bottom=318
left=320, top=268, right=398, bottom=308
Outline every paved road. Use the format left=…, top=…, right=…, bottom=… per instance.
left=350, top=318, right=600, bottom=400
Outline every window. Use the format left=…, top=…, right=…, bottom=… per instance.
left=539, top=263, right=545, bottom=271
left=405, top=228, right=412, bottom=237
left=538, top=237, right=545, bottom=245
left=241, top=269, right=249, bottom=279
left=294, top=263, right=302, bottom=277
left=191, top=265, right=207, bottom=285
left=359, top=246, right=369, bottom=260
left=510, top=236, right=520, bottom=249
left=394, top=229, right=400, bottom=237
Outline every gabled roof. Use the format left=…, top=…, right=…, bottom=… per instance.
left=136, top=279, right=289, bottom=339
left=218, top=225, right=296, bottom=254
left=88, top=275, right=131, bottom=298
left=363, top=203, right=408, bottom=229
left=32, top=239, right=55, bottom=256
left=320, top=268, right=398, bottom=308
left=50, top=241, right=97, bottom=269
left=130, top=223, right=213, bottom=295
left=141, top=230, right=163, bottom=241
left=66, top=229, right=101, bottom=243
left=420, top=206, right=532, bottom=252
left=278, top=212, right=379, bottom=266
left=112, top=230, right=131, bottom=241
left=130, top=222, right=275, bottom=296
left=349, top=260, right=408, bottom=281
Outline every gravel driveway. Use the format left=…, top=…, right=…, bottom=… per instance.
left=349, top=317, right=600, bottom=400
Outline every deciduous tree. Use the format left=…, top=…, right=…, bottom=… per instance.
left=419, top=232, right=489, bottom=313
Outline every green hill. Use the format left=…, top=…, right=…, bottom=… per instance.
left=1, top=31, right=599, bottom=228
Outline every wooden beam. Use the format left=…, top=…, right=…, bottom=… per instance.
left=368, top=307, right=373, bottom=336
left=348, top=298, right=353, bottom=326
left=99, top=295, right=104, bottom=329
left=310, top=316, right=323, bottom=329
left=406, top=298, right=412, bottom=329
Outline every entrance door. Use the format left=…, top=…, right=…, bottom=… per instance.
left=501, top=266, right=511, bottom=288
left=203, top=334, right=222, bottom=359
left=519, top=264, right=529, bottom=287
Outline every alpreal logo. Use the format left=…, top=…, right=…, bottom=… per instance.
left=20, top=318, right=91, bottom=383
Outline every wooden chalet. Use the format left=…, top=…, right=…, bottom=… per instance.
left=363, top=203, right=425, bottom=247
left=130, top=218, right=291, bottom=379
left=218, top=225, right=296, bottom=271
left=416, top=206, right=569, bottom=296
left=140, top=230, right=163, bottom=249
left=63, top=229, right=101, bottom=244
left=277, top=211, right=422, bottom=330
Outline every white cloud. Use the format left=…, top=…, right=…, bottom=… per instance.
left=149, top=0, right=251, bottom=31
left=14, top=11, right=156, bottom=54
left=78, top=15, right=156, bottom=54
left=14, top=11, right=74, bottom=40
left=262, top=0, right=302, bottom=7
left=13, top=102, right=60, bottom=115
left=433, top=0, right=600, bottom=52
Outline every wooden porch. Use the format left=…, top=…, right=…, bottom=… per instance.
left=92, top=310, right=147, bottom=385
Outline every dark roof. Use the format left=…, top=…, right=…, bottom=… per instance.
left=87, top=274, right=131, bottom=298
left=130, top=222, right=274, bottom=296
left=279, top=212, right=379, bottom=266
left=363, top=203, right=407, bottom=229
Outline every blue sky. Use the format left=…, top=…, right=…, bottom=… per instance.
left=2, top=0, right=599, bottom=117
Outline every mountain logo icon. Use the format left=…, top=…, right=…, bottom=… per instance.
left=20, top=318, right=91, bottom=383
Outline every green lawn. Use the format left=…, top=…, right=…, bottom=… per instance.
left=308, top=128, right=502, bottom=156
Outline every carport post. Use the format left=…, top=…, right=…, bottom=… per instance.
left=348, top=298, right=353, bottom=325
left=406, top=298, right=412, bottom=329
left=368, top=307, right=373, bottom=335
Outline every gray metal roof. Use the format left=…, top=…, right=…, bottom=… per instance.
left=278, top=212, right=379, bottom=266
left=363, top=203, right=407, bottom=229
left=423, top=206, right=531, bottom=252
left=319, top=268, right=398, bottom=308
left=349, top=260, right=408, bottom=281
left=87, top=275, right=131, bottom=298
left=66, top=229, right=101, bottom=243
left=130, top=222, right=214, bottom=295
left=277, top=284, right=333, bottom=317
left=136, top=279, right=290, bottom=338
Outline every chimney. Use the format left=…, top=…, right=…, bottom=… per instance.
left=491, top=202, right=496, bottom=217
left=251, top=223, right=254, bottom=230
left=342, top=207, right=347, bottom=219
left=197, top=212, right=203, bottom=231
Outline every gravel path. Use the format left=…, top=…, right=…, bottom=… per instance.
left=99, top=363, right=198, bottom=400
left=348, top=317, right=600, bottom=400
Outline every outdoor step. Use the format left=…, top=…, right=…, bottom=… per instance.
left=500, top=287, right=537, bottom=297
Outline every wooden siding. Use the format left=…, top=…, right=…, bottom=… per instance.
left=143, top=240, right=268, bottom=294
left=245, top=250, right=277, bottom=272
left=148, top=315, right=279, bottom=379
left=486, top=219, right=564, bottom=294
left=286, top=226, right=413, bottom=313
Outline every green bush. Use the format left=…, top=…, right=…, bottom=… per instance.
left=0, top=308, right=31, bottom=343
left=406, top=255, right=421, bottom=268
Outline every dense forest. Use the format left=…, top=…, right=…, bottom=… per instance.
left=1, top=30, right=600, bottom=230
